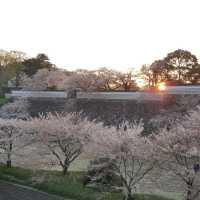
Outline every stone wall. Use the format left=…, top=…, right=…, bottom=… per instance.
left=75, top=96, right=176, bottom=125
left=16, top=93, right=200, bottom=129
left=7, top=91, right=166, bottom=119
left=27, top=98, right=72, bottom=116
left=7, top=91, right=200, bottom=126
left=24, top=94, right=176, bottom=124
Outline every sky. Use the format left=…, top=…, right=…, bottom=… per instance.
left=0, top=0, right=200, bottom=71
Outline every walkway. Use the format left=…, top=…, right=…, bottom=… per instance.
left=0, top=181, right=65, bottom=200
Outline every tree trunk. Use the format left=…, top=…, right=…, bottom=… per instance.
left=186, top=181, right=193, bottom=200
left=124, top=83, right=129, bottom=91
left=15, top=73, right=20, bottom=87
left=127, top=193, right=134, bottom=200
left=6, top=160, right=11, bottom=168
left=123, top=187, right=134, bottom=200
left=7, top=143, right=12, bottom=168
left=62, top=165, right=69, bottom=176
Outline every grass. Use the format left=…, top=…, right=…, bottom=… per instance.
left=0, top=165, right=177, bottom=200
left=0, top=97, right=9, bottom=107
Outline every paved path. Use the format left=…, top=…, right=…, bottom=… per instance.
left=0, top=181, right=65, bottom=200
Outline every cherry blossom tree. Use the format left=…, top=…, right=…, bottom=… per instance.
left=21, top=68, right=51, bottom=90
left=20, top=68, right=68, bottom=91
left=114, top=71, right=138, bottom=91
left=0, top=98, right=30, bottom=167
left=0, top=119, right=18, bottom=167
left=30, top=112, right=102, bottom=175
left=95, top=67, right=119, bottom=91
left=62, top=68, right=138, bottom=92
left=62, top=69, right=106, bottom=91
left=0, top=118, right=31, bottom=168
left=46, top=70, right=67, bottom=90
left=0, top=98, right=29, bottom=119
left=153, top=108, right=200, bottom=200
left=89, top=122, right=155, bottom=200
left=8, top=72, right=29, bottom=88
left=95, top=67, right=137, bottom=91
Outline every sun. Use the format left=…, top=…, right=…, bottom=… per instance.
left=157, top=82, right=166, bottom=91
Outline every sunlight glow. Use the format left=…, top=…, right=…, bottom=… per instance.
left=157, top=82, right=166, bottom=91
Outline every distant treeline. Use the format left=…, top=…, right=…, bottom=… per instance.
left=1, top=49, right=200, bottom=93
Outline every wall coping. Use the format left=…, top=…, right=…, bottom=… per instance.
left=6, top=91, right=68, bottom=98
left=6, top=86, right=200, bottom=100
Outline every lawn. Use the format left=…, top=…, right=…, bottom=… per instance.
left=0, top=97, right=9, bottom=107
left=0, top=165, right=176, bottom=200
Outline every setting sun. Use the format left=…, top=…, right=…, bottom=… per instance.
left=157, top=82, right=166, bottom=91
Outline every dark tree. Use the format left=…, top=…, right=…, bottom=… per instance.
left=140, top=65, right=153, bottom=88
left=141, top=49, right=200, bottom=88
left=186, top=64, right=200, bottom=84
left=150, top=60, right=166, bottom=87
left=22, top=53, right=54, bottom=76
left=164, top=49, right=198, bottom=83
left=0, top=50, right=26, bottom=88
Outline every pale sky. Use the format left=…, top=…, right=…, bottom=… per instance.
left=0, top=0, right=200, bottom=71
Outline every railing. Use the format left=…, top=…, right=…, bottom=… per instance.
left=77, top=92, right=164, bottom=100
left=6, top=91, right=68, bottom=98
left=6, top=90, right=164, bottom=101
left=166, top=86, right=200, bottom=94
left=6, top=86, right=200, bottom=100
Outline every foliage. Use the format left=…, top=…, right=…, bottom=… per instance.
left=164, top=49, right=198, bottom=83
left=62, top=68, right=138, bottom=92
left=149, top=60, right=166, bottom=87
left=62, top=69, right=106, bottom=91
left=141, top=49, right=200, bottom=88
left=0, top=98, right=29, bottom=119
left=0, top=118, right=27, bottom=168
left=139, top=65, right=153, bottom=88
left=20, top=69, right=52, bottom=91
left=0, top=99, right=29, bottom=167
left=19, top=67, right=138, bottom=91
left=0, top=50, right=26, bottom=89
left=1, top=48, right=200, bottom=91
left=22, top=53, right=54, bottom=76
left=153, top=107, right=200, bottom=200
left=83, top=157, right=122, bottom=189
left=148, top=95, right=200, bottom=132
left=88, top=122, right=156, bottom=200
left=1, top=52, right=57, bottom=90
left=29, top=112, right=103, bottom=175
left=20, top=68, right=68, bottom=91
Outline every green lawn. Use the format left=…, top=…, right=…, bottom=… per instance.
left=0, top=165, right=176, bottom=200
left=0, top=97, right=9, bottom=107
